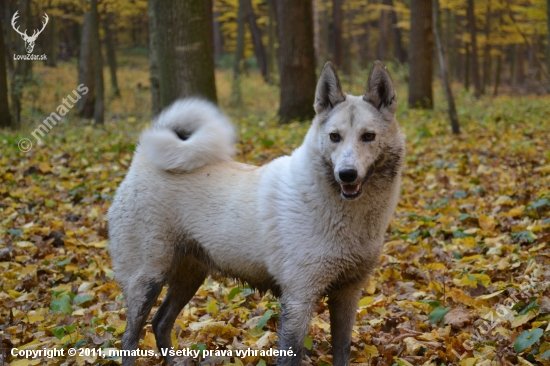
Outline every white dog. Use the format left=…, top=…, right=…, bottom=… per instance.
left=108, top=61, right=405, bottom=366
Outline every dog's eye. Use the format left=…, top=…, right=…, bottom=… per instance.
left=362, top=132, right=376, bottom=142
left=329, top=133, right=341, bottom=142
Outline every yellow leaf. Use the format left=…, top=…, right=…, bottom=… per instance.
left=11, top=359, right=41, bottom=366
left=504, top=206, right=525, bottom=217
left=459, top=358, right=477, bottom=366
left=477, top=290, right=505, bottom=299
left=461, top=254, right=483, bottom=262
left=364, top=344, right=379, bottom=357
left=479, top=214, right=496, bottom=231
left=460, top=274, right=491, bottom=288
left=38, top=162, right=52, bottom=173
left=143, top=331, right=156, bottom=349
left=358, top=296, right=375, bottom=307
left=8, top=289, right=22, bottom=298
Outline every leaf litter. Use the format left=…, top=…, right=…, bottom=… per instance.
left=1, top=64, right=550, bottom=365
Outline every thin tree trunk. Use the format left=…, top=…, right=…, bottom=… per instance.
left=388, top=0, right=406, bottom=63
left=408, top=0, right=433, bottom=109
left=1, top=0, right=17, bottom=127
left=45, top=16, right=57, bottom=67
left=245, top=0, right=268, bottom=81
left=378, top=0, right=389, bottom=61
left=231, top=0, right=245, bottom=106
left=493, top=50, right=502, bottom=96
left=103, top=14, right=120, bottom=97
left=467, top=0, right=482, bottom=97
left=153, top=0, right=218, bottom=107
left=465, top=44, right=470, bottom=90
left=547, top=0, right=550, bottom=76
left=433, top=0, right=459, bottom=134
left=481, top=0, right=491, bottom=94
left=493, top=8, right=503, bottom=96
left=333, top=0, right=343, bottom=68
left=91, top=0, right=104, bottom=125
left=313, top=0, right=320, bottom=64
left=0, top=11, right=11, bottom=128
left=77, top=13, right=95, bottom=118
left=517, top=44, right=527, bottom=87
left=12, top=0, right=31, bottom=123
left=277, top=0, right=317, bottom=122
left=213, top=10, right=223, bottom=63
left=147, top=0, right=160, bottom=116
left=267, top=0, right=276, bottom=84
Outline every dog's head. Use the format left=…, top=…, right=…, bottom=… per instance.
left=313, top=61, right=404, bottom=200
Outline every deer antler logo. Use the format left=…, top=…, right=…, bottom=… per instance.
left=11, top=11, right=49, bottom=54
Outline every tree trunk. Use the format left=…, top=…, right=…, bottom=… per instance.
left=547, top=0, right=550, bottom=75
left=147, top=0, right=161, bottom=116
left=77, top=12, right=95, bottom=118
left=231, top=0, right=245, bottom=106
left=277, top=0, right=317, bottom=122
left=408, top=0, right=433, bottom=109
left=467, top=0, right=481, bottom=97
left=388, top=0, right=406, bottom=63
left=153, top=0, right=217, bottom=107
left=0, top=11, right=11, bottom=129
left=245, top=0, right=268, bottom=81
left=45, top=16, right=57, bottom=67
left=103, top=14, right=120, bottom=97
left=267, top=0, right=277, bottom=83
left=378, top=0, right=390, bottom=61
left=213, top=10, right=223, bottom=63
left=433, top=0, right=459, bottom=134
left=1, top=0, right=17, bottom=127
left=481, top=0, right=491, bottom=94
left=332, top=0, right=343, bottom=68
left=91, top=0, right=104, bottom=125
left=12, top=0, right=31, bottom=123
left=464, top=45, right=470, bottom=90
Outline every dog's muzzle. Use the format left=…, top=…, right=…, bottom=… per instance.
left=338, top=167, right=374, bottom=200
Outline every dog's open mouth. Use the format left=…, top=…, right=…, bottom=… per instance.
left=341, top=184, right=362, bottom=199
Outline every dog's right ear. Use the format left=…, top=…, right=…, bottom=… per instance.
left=314, top=61, right=346, bottom=114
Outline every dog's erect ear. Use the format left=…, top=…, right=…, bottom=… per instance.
left=314, top=61, right=346, bottom=114
left=364, top=61, right=397, bottom=113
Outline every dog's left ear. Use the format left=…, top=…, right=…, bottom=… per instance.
left=314, top=61, right=346, bottom=114
left=364, top=61, right=397, bottom=113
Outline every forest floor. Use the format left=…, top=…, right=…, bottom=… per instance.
left=1, top=55, right=550, bottom=366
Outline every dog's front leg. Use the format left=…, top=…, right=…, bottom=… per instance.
left=276, top=295, right=316, bottom=366
left=328, top=284, right=363, bottom=366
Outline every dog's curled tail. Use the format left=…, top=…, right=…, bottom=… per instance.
left=138, top=98, right=235, bottom=172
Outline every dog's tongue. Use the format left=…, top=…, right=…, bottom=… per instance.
left=342, top=184, right=360, bottom=195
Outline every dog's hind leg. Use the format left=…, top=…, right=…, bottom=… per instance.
left=152, top=257, right=207, bottom=365
left=328, top=284, right=363, bottom=366
left=120, top=275, right=164, bottom=366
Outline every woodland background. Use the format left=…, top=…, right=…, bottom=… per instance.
left=0, top=0, right=550, bottom=365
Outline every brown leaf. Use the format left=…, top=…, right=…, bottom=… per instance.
left=444, top=307, right=472, bottom=329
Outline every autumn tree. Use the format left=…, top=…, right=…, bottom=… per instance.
left=433, top=0, right=459, bottom=134
left=277, top=0, right=317, bottom=122
left=333, top=0, right=343, bottom=68
left=0, top=12, right=11, bottom=128
left=408, top=0, right=433, bottom=109
left=147, top=1, right=160, bottom=116
left=151, top=0, right=217, bottom=108
left=91, top=0, right=104, bottom=125
left=77, top=12, right=95, bottom=118
left=103, top=13, right=120, bottom=97
left=245, top=0, right=268, bottom=81
left=467, top=0, right=482, bottom=97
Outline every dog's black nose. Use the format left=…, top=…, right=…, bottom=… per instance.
left=339, top=169, right=358, bottom=183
